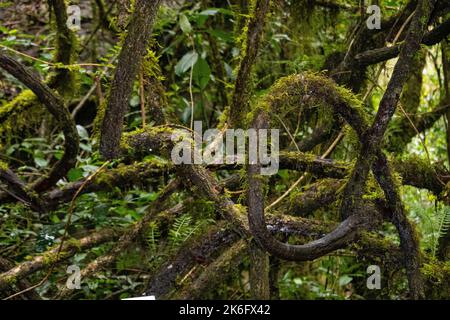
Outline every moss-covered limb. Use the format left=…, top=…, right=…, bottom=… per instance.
left=0, top=258, right=41, bottom=300
left=422, top=259, right=450, bottom=299
left=172, top=217, right=418, bottom=300
left=0, top=54, right=79, bottom=193
left=280, top=152, right=448, bottom=196
left=179, top=163, right=250, bottom=238
left=399, top=49, right=426, bottom=115
left=214, top=150, right=349, bottom=179
left=439, top=40, right=450, bottom=261
left=0, top=167, right=44, bottom=213
left=0, top=90, right=38, bottom=126
left=47, top=0, right=78, bottom=95
left=229, top=0, right=271, bottom=127
left=60, top=192, right=183, bottom=299
left=355, top=18, right=450, bottom=67
left=249, top=241, right=270, bottom=299
left=280, top=153, right=447, bottom=195
left=342, top=0, right=436, bottom=212
left=248, top=111, right=383, bottom=262
left=0, top=0, right=78, bottom=128
left=123, top=125, right=449, bottom=197
left=173, top=240, right=247, bottom=300
left=283, top=178, right=344, bottom=217
left=145, top=224, right=241, bottom=298
left=145, top=211, right=389, bottom=299
left=122, top=126, right=175, bottom=160
left=0, top=229, right=117, bottom=293
left=252, top=72, right=368, bottom=135
left=326, top=0, right=418, bottom=90
left=372, top=153, right=425, bottom=299
left=386, top=102, right=450, bottom=153
left=121, top=125, right=448, bottom=194
left=43, top=160, right=170, bottom=210
left=123, top=127, right=247, bottom=237
left=142, top=53, right=168, bottom=125
left=99, top=0, right=162, bottom=159
left=116, top=0, right=131, bottom=30
left=394, top=157, right=447, bottom=195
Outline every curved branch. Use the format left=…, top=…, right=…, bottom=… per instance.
left=0, top=54, right=79, bottom=193
left=0, top=229, right=117, bottom=293
left=0, top=167, right=44, bottom=212
left=247, top=111, right=381, bottom=261
left=355, top=18, right=450, bottom=66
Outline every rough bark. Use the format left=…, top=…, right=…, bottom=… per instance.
left=99, top=0, right=162, bottom=159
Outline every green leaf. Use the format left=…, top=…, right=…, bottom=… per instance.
left=208, top=29, right=233, bottom=42
left=339, top=275, right=353, bottom=286
left=68, top=168, right=83, bottom=182
left=175, top=51, right=198, bottom=75
left=34, top=157, right=48, bottom=168
left=139, top=192, right=158, bottom=202
left=193, top=58, right=211, bottom=89
left=76, top=125, right=89, bottom=141
left=199, top=9, right=219, bottom=16
left=179, top=14, right=192, bottom=34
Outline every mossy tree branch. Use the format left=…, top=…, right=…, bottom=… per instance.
left=0, top=54, right=79, bottom=193
left=230, top=0, right=271, bottom=127
left=99, top=0, right=162, bottom=159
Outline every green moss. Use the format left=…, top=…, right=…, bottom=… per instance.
left=422, top=258, right=450, bottom=298
left=42, top=249, right=72, bottom=266
left=0, top=160, right=8, bottom=171
left=248, top=72, right=368, bottom=132
left=64, top=238, right=83, bottom=251
left=0, top=90, right=46, bottom=141
left=46, top=0, right=79, bottom=97
left=92, top=98, right=108, bottom=140
left=0, top=90, right=36, bottom=120
left=4, top=274, right=17, bottom=286
left=42, top=251, right=60, bottom=266
left=362, top=173, right=385, bottom=201
left=422, top=259, right=450, bottom=283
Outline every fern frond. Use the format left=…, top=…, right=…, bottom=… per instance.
left=433, top=207, right=450, bottom=257
left=168, top=214, right=205, bottom=250
left=146, top=222, right=160, bottom=253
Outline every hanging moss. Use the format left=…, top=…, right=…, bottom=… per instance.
left=0, top=90, right=49, bottom=143
left=47, top=0, right=79, bottom=97
left=248, top=72, right=369, bottom=133
left=0, top=160, right=8, bottom=171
